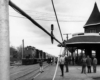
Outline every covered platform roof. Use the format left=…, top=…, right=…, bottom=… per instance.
left=65, top=35, right=100, bottom=44
left=64, top=33, right=100, bottom=49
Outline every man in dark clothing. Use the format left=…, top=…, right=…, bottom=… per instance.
left=93, top=57, right=97, bottom=73
left=81, top=55, right=87, bottom=74
left=64, top=55, right=69, bottom=72
left=59, top=55, right=65, bottom=77
left=86, top=56, right=92, bottom=73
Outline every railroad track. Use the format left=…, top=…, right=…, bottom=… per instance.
left=26, top=64, right=50, bottom=80
left=11, top=64, right=39, bottom=75
left=12, top=64, right=49, bottom=80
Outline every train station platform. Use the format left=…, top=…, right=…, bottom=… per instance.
left=34, top=65, right=100, bottom=80
left=55, top=66, right=100, bottom=80
left=10, top=63, right=100, bottom=80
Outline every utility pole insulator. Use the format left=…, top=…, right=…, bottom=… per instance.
left=51, top=24, right=54, bottom=44
left=63, top=33, right=71, bottom=40
left=51, top=24, right=54, bottom=30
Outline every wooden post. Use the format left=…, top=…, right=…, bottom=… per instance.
left=76, top=49, right=78, bottom=64
left=0, top=0, right=10, bottom=80
left=22, top=39, right=24, bottom=59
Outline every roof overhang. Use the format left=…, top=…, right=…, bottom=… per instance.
left=84, top=22, right=100, bottom=28
left=65, top=34, right=100, bottom=49
left=66, top=42, right=100, bottom=44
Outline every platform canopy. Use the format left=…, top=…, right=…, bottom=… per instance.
left=64, top=33, right=100, bottom=49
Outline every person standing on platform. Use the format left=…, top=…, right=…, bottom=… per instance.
left=65, top=55, right=69, bottom=72
left=55, top=57, right=58, bottom=64
left=93, top=57, right=97, bottom=73
left=39, top=58, right=43, bottom=73
left=86, top=55, right=92, bottom=73
left=59, top=55, right=65, bottom=77
left=81, top=55, right=87, bottom=74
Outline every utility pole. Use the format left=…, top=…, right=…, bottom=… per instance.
left=63, top=33, right=71, bottom=40
left=63, top=33, right=71, bottom=56
left=22, top=39, right=24, bottom=59
left=0, top=0, right=10, bottom=80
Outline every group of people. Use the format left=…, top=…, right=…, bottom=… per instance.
left=81, top=55, right=97, bottom=74
left=59, top=54, right=98, bottom=77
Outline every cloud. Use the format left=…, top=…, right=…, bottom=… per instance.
left=11, top=0, right=52, bottom=11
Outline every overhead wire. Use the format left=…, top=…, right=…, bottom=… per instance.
left=9, top=15, right=86, bottom=22
left=9, top=0, right=62, bottom=45
left=51, top=1, right=64, bottom=80
left=10, top=7, right=86, bottom=22
left=15, top=9, right=86, bottom=19
left=51, top=0, right=64, bottom=42
left=51, top=1, right=69, bottom=80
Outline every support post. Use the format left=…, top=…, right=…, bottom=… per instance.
left=0, top=0, right=10, bottom=80
left=66, top=34, right=68, bottom=56
left=77, top=49, right=78, bottom=57
left=22, top=39, right=24, bottom=59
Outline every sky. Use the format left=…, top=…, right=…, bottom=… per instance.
left=9, top=0, right=100, bottom=56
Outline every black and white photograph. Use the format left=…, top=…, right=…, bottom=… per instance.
left=0, top=0, right=100, bottom=80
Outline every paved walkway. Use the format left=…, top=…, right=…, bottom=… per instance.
left=35, top=65, right=100, bottom=80
left=56, top=66, right=100, bottom=80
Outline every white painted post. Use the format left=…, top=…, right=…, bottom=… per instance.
left=22, top=39, right=24, bottom=59
left=0, top=0, right=10, bottom=80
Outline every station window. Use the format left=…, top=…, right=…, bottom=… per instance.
left=90, top=29, right=96, bottom=33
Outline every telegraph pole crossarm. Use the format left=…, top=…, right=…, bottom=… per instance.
left=63, top=33, right=72, bottom=41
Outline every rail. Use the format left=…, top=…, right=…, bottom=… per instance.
left=12, top=63, right=49, bottom=80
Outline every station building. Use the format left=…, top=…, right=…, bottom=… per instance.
left=64, top=2, right=100, bottom=64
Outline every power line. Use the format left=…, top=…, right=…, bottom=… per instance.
left=10, top=5, right=87, bottom=21
left=10, top=8, right=86, bottom=22
left=51, top=0, right=63, bottom=41
left=18, top=9, right=87, bottom=19
left=9, top=15, right=86, bottom=22
left=9, top=0, right=62, bottom=45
